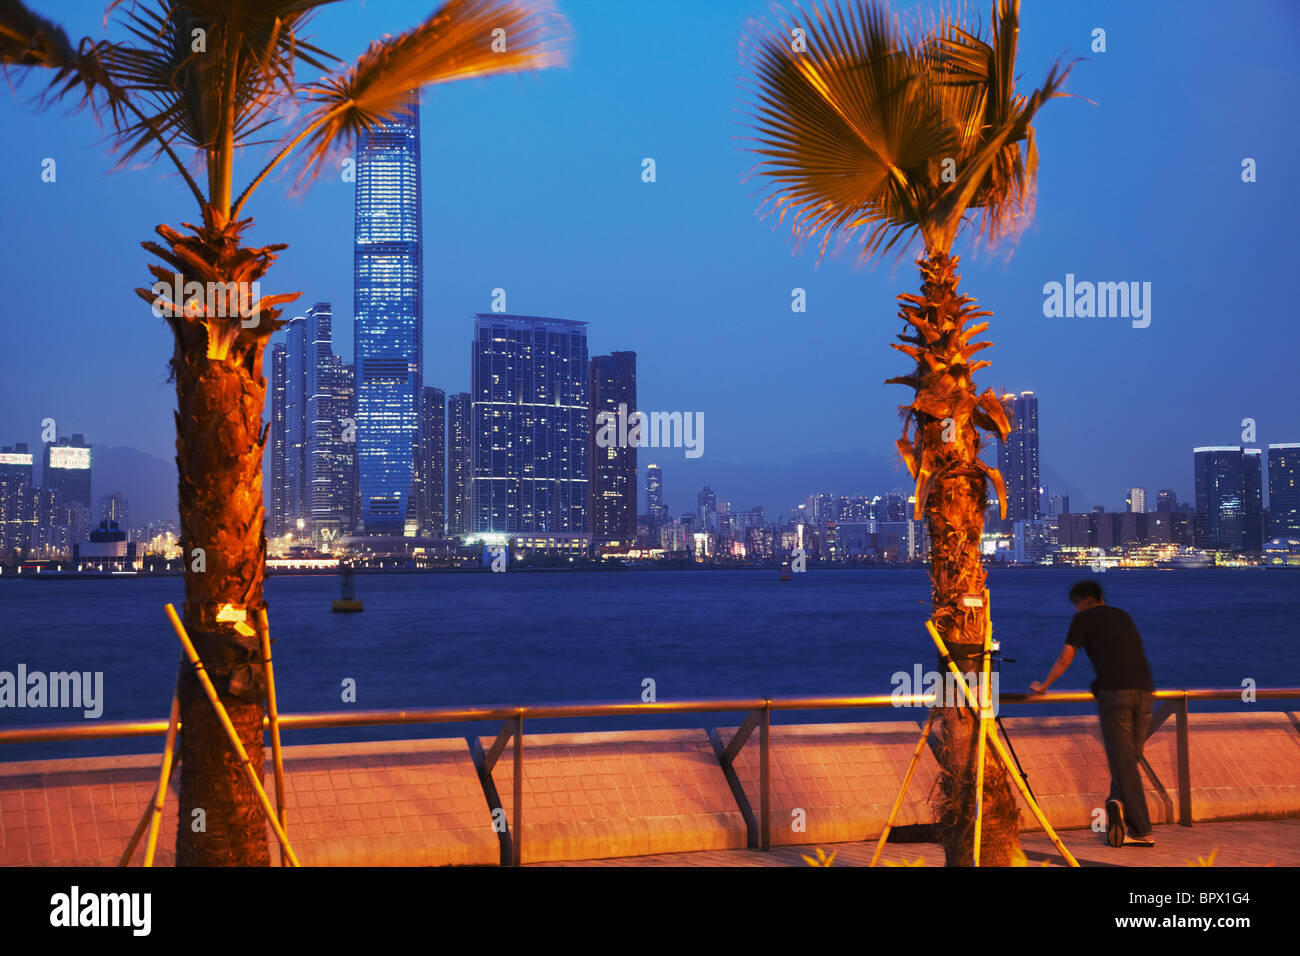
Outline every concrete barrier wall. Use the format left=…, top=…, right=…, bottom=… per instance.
left=1, top=711, right=1297, bottom=866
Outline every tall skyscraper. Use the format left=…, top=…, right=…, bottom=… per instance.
left=0, top=444, right=34, bottom=488
left=1243, top=448, right=1264, bottom=552
left=306, top=303, right=357, bottom=543
left=282, top=315, right=309, bottom=533
left=646, top=463, right=666, bottom=529
left=1125, top=487, right=1148, bottom=513
left=269, top=344, right=288, bottom=537
left=447, top=392, right=472, bottom=537
left=1268, top=443, right=1300, bottom=537
left=471, top=314, right=589, bottom=534
left=588, top=351, right=638, bottom=540
left=997, top=392, right=1041, bottom=521
left=416, top=386, right=446, bottom=537
left=1155, top=488, right=1178, bottom=512
left=1194, top=446, right=1245, bottom=551
left=698, top=486, right=718, bottom=527
left=43, top=433, right=92, bottom=514
left=354, top=90, right=423, bottom=536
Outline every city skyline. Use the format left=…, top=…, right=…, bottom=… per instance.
left=2, top=0, right=1296, bottom=515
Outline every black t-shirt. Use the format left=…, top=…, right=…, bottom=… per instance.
left=1065, top=605, right=1155, bottom=692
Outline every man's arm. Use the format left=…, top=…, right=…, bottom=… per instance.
left=1030, top=644, right=1076, bottom=694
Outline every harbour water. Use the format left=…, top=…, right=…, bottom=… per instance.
left=0, top=568, right=1295, bottom=759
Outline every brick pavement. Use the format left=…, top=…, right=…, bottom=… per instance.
left=532, top=819, right=1300, bottom=867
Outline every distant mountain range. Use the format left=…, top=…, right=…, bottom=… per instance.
left=84, top=444, right=1093, bottom=530
left=84, top=445, right=177, bottom=527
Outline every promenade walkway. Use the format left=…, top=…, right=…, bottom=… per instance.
left=533, top=819, right=1300, bottom=867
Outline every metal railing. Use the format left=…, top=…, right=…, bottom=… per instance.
left=3, top=687, right=1298, bottom=865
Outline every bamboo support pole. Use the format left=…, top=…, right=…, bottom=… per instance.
left=869, top=708, right=936, bottom=867
left=257, top=606, right=288, bottom=867
left=973, top=589, right=992, bottom=866
left=927, top=620, right=1078, bottom=867
left=143, top=690, right=181, bottom=866
left=119, top=689, right=180, bottom=866
left=164, top=603, right=301, bottom=867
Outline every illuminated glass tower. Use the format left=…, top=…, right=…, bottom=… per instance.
left=354, top=90, right=423, bottom=535
left=1193, top=446, right=1243, bottom=550
left=471, top=314, right=588, bottom=533
left=447, top=392, right=472, bottom=536
left=416, top=386, right=446, bottom=537
left=997, top=391, right=1041, bottom=521
left=1268, top=443, right=1300, bottom=537
left=588, top=351, right=637, bottom=540
left=306, top=303, right=356, bottom=542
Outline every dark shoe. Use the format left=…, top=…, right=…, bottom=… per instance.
left=1105, top=799, right=1125, bottom=847
left=1123, top=833, right=1155, bottom=847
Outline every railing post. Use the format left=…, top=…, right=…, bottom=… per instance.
left=512, top=714, right=524, bottom=865
left=1176, top=693, right=1192, bottom=827
left=760, top=701, right=770, bottom=851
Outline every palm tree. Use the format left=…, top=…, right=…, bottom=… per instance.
left=1, top=0, right=566, bottom=866
left=741, top=0, right=1070, bottom=865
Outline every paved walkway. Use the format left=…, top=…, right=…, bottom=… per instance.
left=532, top=819, right=1300, bottom=866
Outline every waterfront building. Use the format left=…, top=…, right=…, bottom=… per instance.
left=42, top=434, right=92, bottom=515
left=588, top=351, right=638, bottom=541
left=269, top=343, right=289, bottom=537
left=1193, top=446, right=1247, bottom=551
left=997, top=391, right=1041, bottom=521
left=447, top=392, right=472, bottom=536
left=1268, top=443, right=1300, bottom=537
left=645, top=464, right=667, bottom=529
left=470, top=314, right=589, bottom=534
left=354, top=90, right=423, bottom=535
left=415, top=385, right=446, bottom=538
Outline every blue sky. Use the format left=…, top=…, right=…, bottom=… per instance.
left=1, top=0, right=1297, bottom=511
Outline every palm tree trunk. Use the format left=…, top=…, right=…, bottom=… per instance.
left=891, top=251, right=1025, bottom=866
left=172, top=336, right=271, bottom=867
left=139, top=210, right=296, bottom=867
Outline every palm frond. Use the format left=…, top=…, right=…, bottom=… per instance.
left=741, top=0, right=955, bottom=260
left=741, top=0, right=1072, bottom=259
left=283, top=0, right=568, bottom=189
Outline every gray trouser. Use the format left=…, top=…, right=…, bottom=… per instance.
left=1095, top=688, right=1154, bottom=837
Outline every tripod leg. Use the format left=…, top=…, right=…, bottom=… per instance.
left=927, top=620, right=1079, bottom=868
left=870, top=709, right=936, bottom=867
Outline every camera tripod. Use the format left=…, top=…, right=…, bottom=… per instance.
left=869, top=589, right=1078, bottom=867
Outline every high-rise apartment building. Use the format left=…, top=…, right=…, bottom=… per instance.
left=269, top=344, right=288, bottom=537
left=1243, top=448, right=1264, bottom=552
left=1268, top=443, right=1300, bottom=537
left=997, top=391, right=1041, bottom=521
left=43, top=433, right=92, bottom=516
left=447, top=392, right=472, bottom=537
left=588, top=351, right=638, bottom=540
left=306, top=303, right=357, bottom=543
left=1194, top=446, right=1249, bottom=551
left=415, top=386, right=446, bottom=537
left=282, top=315, right=309, bottom=533
left=470, top=314, right=589, bottom=533
left=1125, top=487, right=1148, bottom=513
left=645, top=463, right=666, bottom=529
left=354, top=90, right=423, bottom=535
